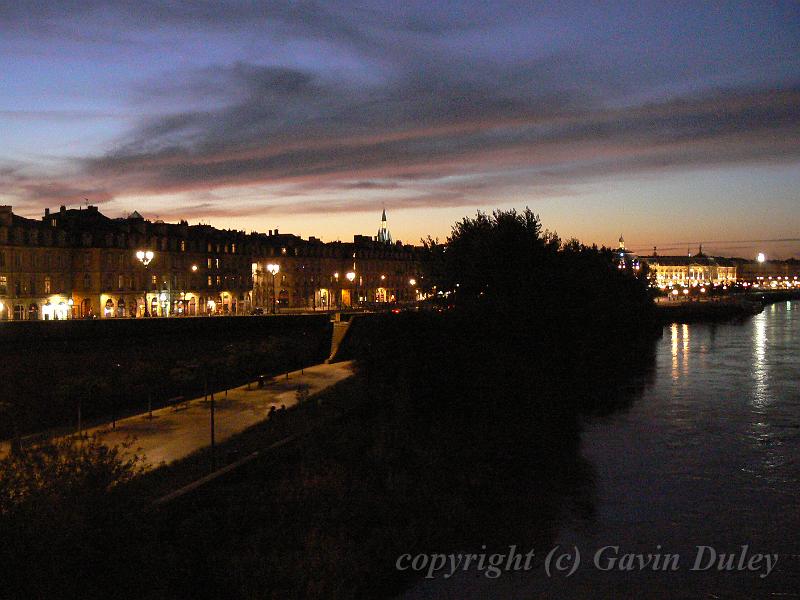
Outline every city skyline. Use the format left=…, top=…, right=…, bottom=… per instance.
left=1, top=2, right=799, bottom=257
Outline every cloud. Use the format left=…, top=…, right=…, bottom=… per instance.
left=79, top=72, right=799, bottom=197
left=2, top=1, right=799, bottom=220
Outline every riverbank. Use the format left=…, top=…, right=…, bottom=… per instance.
left=655, top=298, right=762, bottom=323
left=655, top=289, right=800, bottom=324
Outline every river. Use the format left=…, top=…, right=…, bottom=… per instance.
left=403, top=300, right=799, bottom=599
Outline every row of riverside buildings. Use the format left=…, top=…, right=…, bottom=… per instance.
left=0, top=205, right=423, bottom=320
left=614, top=236, right=800, bottom=289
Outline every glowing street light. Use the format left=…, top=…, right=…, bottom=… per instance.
left=757, top=252, right=766, bottom=263
left=409, top=278, right=417, bottom=286
left=136, top=250, right=155, bottom=316
left=267, top=263, right=280, bottom=314
left=136, top=250, right=154, bottom=266
left=345, top=272, right=357, bottom=307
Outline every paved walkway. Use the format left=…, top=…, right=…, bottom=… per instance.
left=3, top=361, right=354, bottom=468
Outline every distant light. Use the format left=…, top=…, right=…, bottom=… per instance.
left=700, top=287, right=706, bottom=293
left=672, top=289, right=679, bottom=296
left=346, top=271, right=356, bottom=282
left=267, top=263, right=280, bottom=275
left=409, top=278, right=417, bottom=286
left=136, top=249, right=154, bottom=266
left=683, top=289, right=689, bottom=295
left=191, top=264, right=198, bottom=272
left=757, top=252, right=766, bottom=263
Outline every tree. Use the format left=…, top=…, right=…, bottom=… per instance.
left=0, top=434, right=147, bottom=598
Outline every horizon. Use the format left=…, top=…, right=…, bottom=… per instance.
left=11, top=201, right=796, bottom=262
left=1, top=2, right=799, bottom=258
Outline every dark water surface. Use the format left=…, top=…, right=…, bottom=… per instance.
left=404, top=301, right=799, bottom=599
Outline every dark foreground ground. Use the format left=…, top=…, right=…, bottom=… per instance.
left=1, top=308, right=659, bottom=599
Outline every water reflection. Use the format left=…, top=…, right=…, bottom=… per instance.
left=406, top=301, right=800, bottom=599
left=752, top=311, right=768, bottom=407
left=669, top=322, right=691, bottom=381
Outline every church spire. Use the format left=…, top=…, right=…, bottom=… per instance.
left=376, top=208, right=392, bottom=244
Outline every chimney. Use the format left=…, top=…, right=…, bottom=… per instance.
left=44, top=208, right=50, bottom=217
left=0, top=205, right=12, bottom=226
left=268, top=229, right=272, bottom=236
left=275, top=227, right=279, bottom=235
left=60, top=205, right=66, bottom=215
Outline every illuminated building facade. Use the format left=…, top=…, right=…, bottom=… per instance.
left=0, top=205, right=421, bottom=320
left=0, top=205, right=255, bottom=319
left=251, top=229, right=422, bottom=311
left=641, top=251, right=737, bottom=288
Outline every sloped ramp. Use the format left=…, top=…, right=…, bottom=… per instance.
left=326, top=320, right=351, bottom=363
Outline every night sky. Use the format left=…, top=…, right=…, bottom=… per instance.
left=1, top=1, right=798, bottom=256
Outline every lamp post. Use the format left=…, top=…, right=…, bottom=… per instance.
left=136, top=250, right=154, bottom=317
left=333, top=272, right=340, bottom=309
left=346, top=271, right=355, bottom=307
left=267, top=263, right=280, bottom=314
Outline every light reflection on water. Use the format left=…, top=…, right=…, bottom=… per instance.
left=403, top=301, right=800, bottom=599
left=539, top=300, right=800, bottom=597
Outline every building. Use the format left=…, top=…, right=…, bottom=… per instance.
left=641, top=247, right=737, bottom=288
left=735, top=257, right=799, bottom=288
left=251, top=212, right=421, bottom=311
left=0, top=205, right=421, bottom=320
left=613, top=235, right=641, bottom=272
left=376, top=208, right=392, bottom=244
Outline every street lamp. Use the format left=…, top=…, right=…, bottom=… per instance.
left=267, top=263, right=280, bottom=314
left=136, top=250, right=154, bottom=266
left=756, top=252, right=766, bottom=263
left=346, top=271, right=356, bottom=307
left=136, top=250, right=155, bottom=317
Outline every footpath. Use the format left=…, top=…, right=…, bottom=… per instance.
left=0, top=361, right=355, bottom=468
